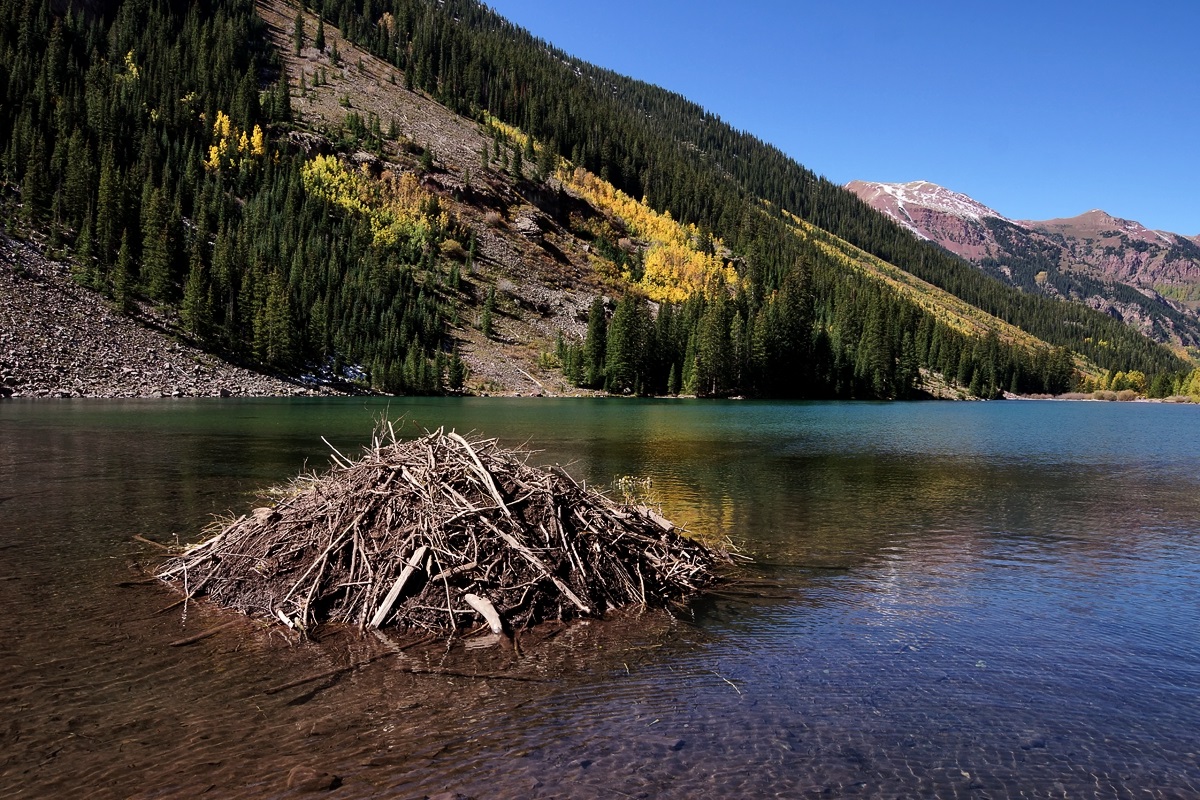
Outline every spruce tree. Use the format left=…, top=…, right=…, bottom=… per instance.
left=140, top=188, right=171, bottom=302
left=181, top=239, right=212, bottom=339
left=667, top=363, right=680, bottom=396
left=480, top=286, right=496, bottom=338
left=695, top=296, right=730, bottom=396
left=582, top=297, right=606, bottom=388
left=20, top=139, right=48, bottom=228
left=448, top=350, right=467, bottom=392
left=62, top=130, right=93, bottom=231
left=538, top=139, right=557, bottom=182
left=95, top=147, right=121, bottom=268
left=604, top=294, right=650, bottom=394
left=112, top=229, right=133, bottom=312
left=293, top=12, right=305, bottom=55
left=259, top=270, right=296, bottom=367
left=72, top=209, right=95, bottom=286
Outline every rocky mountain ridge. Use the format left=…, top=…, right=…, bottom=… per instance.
left=848, top=180, right=1200, bottom=348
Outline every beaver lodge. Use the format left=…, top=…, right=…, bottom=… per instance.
left=157, top=427, right=728, bottom=637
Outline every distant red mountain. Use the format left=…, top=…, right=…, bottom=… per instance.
left=847, top=180, right=1200, bottom=348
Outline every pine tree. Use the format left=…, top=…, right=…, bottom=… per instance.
left=314, top=15, right=325, bottom=52
left=181, top=239, right=212, bottom=339
left=112, top=229, right=133, bottom=312
left=582, top=297, right=606, bottom=388
left=511, top=143, right=522, bottom=179
left=604, top=294, right=647, bottom=394
left=293, top=12, right=305, bottom=55
left=140, top=188, right=171, bottom=302
left=480, top=286, right=496, bottom=338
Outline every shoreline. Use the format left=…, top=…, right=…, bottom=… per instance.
left=5, top=235, right=1195, bottom=405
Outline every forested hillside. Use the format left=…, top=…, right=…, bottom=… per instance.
left=1, top=0, right=1192, bottom=400
left=1, top=0, right=461, bottom=393
left=313, top=0, right=1187, bottom=381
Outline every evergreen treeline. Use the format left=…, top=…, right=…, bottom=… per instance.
left=0, top=0, right=463, bottom=392
left=559, top=260, right=1076, bottom=400
left=316, top=0, right=1187, bottom=384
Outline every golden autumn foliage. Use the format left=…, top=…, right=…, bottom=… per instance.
left=482, top=112, right=533, bottom=152
left=203, top=110, right=266, bottom=173
left=563, top=166, right=738, bottom=303
left=117, top=50, right=140, bottom=84
left=1087, top=369, right=1147, bottom=394
left=1181, top=369, right=1200, bottom=400
left=480, top=115, right=735, bottom=302
left=299, top=154, right=446, bottom=249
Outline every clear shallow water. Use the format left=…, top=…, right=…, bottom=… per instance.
left=1, top=397, right=1199, bottom=798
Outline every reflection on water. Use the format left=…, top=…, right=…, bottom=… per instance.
left=2, top=397, right=1199, bottom=798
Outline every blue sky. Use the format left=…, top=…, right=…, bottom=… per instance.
left=484, top=1, right=1199, bottom=235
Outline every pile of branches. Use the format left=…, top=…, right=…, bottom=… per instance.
left=157, top=427, right=727, bottom=635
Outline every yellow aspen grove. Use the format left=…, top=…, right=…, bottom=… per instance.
left=563, top=165, right=739, bottom=302
left=299, top=156, right=445, bottom=250
left=203, top=111, right=266, bottom=174
left=214, top=110, right=232, bottom=141
left=250, top=125, right=266, bottom=157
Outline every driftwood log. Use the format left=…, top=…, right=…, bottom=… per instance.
left=157, top=427, right=727, bottom=635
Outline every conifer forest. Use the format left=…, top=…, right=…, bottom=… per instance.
left=2, top=0, right=1193, bottom=399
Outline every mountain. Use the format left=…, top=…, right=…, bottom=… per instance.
left=848, top=180, right=1200, bottom=348
left=1023, top=209, right=1200, bottom=287
left=0, top=0, right=1193, bottom=403
left=844, top=179, right=1008, bottom=261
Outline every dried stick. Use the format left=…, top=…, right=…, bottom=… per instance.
left=464, top=593, right=504, bottom=634
left=369, top=545, right=429, bottom=628
left=448, top=431, right=512, bottom=518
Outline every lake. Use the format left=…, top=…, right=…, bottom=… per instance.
left=2, top=397, right=1199, bottom=798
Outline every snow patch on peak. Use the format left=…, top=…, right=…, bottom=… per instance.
left=850, top=180, right=1009, bottom=224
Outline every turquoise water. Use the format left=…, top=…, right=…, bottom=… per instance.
left=2, top=398, right=1199, bottom=797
